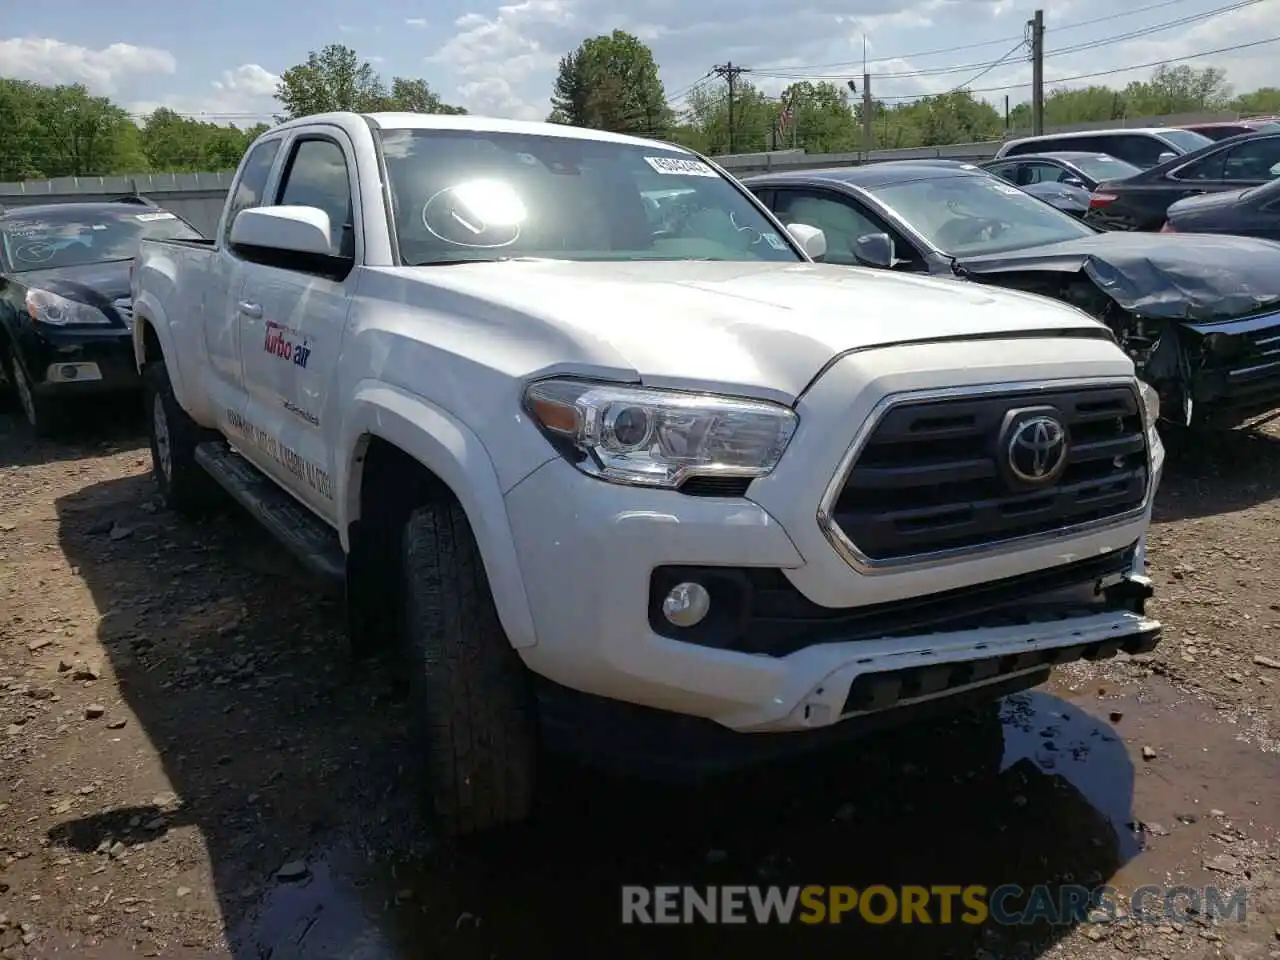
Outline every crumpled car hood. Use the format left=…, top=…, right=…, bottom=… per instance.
left=955, top=231, right=1280, bottom=322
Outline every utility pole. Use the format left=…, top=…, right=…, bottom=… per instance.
left=1029, top=8, right=1045, bottom=136
left=862, top=72, right=873, bottom=157
left=713, top=62, right=750, bottom=153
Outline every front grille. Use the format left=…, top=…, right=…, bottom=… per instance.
left=829, top=383, right=1149, bottom=564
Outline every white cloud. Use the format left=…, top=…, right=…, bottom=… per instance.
left=128, top=63, right=280, bottom=126
left=0, top=37, right=175, bottom=95
left=406, top=17, right=428, bottom=27
left=429, top=0, right=575, bottom=119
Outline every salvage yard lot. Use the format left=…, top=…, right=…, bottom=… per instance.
left=1, top=404, right=1279, bottom=960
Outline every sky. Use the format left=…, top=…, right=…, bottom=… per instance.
left=0, top=0, right=1276, bottom=127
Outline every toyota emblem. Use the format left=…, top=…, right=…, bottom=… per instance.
left=1007, top=415, right=1069, bottom=483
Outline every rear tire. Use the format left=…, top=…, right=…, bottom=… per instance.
left=143, top=361, right=220, bottom=515
left=400, top=500, right=537, bottom=837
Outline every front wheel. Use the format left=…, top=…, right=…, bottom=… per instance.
left=6, top=348, right=63, bottom=437
left=400, top=500, right=537, bottom=837
left=143, top=362, right=220, bottom=514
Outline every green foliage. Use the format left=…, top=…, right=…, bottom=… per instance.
left=549, top=30, right=673, bottom=136
left=275, top=44, right=465, bottom=120
left=668, top=64, right=1261, bottom=157
left=0, top=42, right=463, bottom=183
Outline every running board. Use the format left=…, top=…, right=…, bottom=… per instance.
left=194, top=441, right=346, bottom=583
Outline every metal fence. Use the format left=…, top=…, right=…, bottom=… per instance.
left=0, top=110, right=1242, bottom=235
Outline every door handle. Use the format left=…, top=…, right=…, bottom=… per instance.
left=237, top=300, right=263, bottom=318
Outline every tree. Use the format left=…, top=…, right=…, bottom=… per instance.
left=275, top=44, right=464, bottom=120
left=549, top=30, right=672, bottom=136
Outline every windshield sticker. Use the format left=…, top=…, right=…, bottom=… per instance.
left=762, top=232, right=787, bottom=250
left=136, top=211, right=177, bottom=222
left=92, top=224, right=108, bottom=230
left=644, top=156, right=719, bottom=178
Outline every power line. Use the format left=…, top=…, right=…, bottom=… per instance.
left=752, top=0, right=1205, bottom=74
left=872, top=33, right=1280, bottom=101
left=946, top=39, right=1028, bottom=96
left=751, top=0, right=1262, bottom=82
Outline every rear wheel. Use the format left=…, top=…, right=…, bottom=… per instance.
left=400, top=499, right=537, bottom=837
left=143, top=361, right=220, bottom=514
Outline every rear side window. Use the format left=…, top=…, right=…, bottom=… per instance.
left=223, top=139, right=281, bottom=244
left=1106, top=135, right=1170, bottom=168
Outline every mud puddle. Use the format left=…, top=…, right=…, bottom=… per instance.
left=218, top=678, right=1279, bottom=960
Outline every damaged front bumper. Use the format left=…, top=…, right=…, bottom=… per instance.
left=1140, top=308, right=1280, bottom=427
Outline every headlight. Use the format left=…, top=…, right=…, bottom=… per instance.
left=523, top=378, right=798, bottom=488
left=25, top=289, right=111, bottom=326
left=1138, top=380, right=1160, bottom=426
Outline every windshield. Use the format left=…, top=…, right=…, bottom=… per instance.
left=0, top=207, right=202, bottom=272
left=375, top=128, right=800, bottom=265
left=1069, top=155, right=1141, bottom=182
left=868, top=173, right=1095, bottom=256
left=1159, top=129, right=1214, bottom=154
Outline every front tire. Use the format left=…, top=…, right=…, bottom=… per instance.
left=6, top=348, right=63, bottom=438
left=143, top=361, right=219, bottom=514
left=400, top=500, right=537, bottom=837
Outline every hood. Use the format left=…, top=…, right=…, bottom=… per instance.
left=1167, top=188, right=1249, bottom=217
left=955, top=231, right=1280, bottom=322
left=16, top=259, right=133, bottom=319
left=384, top=259, right=1111, bottom=401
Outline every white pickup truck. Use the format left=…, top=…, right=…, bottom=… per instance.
left=132, top=112, right=1165, bottom=836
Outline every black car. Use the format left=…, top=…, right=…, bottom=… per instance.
left=980, top=151, right=1142, bottom=192
left=0, top=199, right=203, bottom=435
left=1085, top=130, right=1280, bottom=232
left=744, top=162, right=1280, bottom=429
left=1163, top=176, right=1280, bottom=241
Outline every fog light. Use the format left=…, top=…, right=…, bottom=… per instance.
left=60, top=365, right=79, bottom=380
left=662, top=582, right=711, bottom=628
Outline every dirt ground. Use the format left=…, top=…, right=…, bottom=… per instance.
left=2, top=400, right=1279, bottom=960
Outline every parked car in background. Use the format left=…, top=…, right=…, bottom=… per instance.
left=0, top=198, right=204, bottom=435
left=980, top=152, right=1142, bottom=192
left=744, top=162, right=1280, bottom=430
left=1163, top=175, right=1280, bottom=241
left=1086, top=130, right=1280, bottom=232
left=1179, top=118, right=1280, bottom=141
left=1020, top=180, right=1093, bottom=217
left=132, top=112, right=1165, bottom=836
left=993, top=127, right=1214, bottom=169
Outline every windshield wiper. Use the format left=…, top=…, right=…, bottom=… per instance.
left=949, top=256, right=969, bottom=278
left=408, top=256, right=515, bottom=266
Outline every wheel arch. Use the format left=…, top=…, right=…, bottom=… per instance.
left=339, top=382, right=539, bottom=650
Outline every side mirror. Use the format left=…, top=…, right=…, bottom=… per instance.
left=1061, top=176, right=1085, bottom=188
left=230, top=205, right=335, bottom=257
left=1157, top=151, right=1178, bottom=165
left=852, top=232, right=895, bottom=269
left=786, top=222, right=827, bottom=260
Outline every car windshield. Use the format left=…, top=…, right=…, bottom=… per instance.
left=375, top=128, right=800, bottom=265
left=1069, top=155, right=1141, bottom=182
left=1158, top=129, right=1214, bottom=153
left=0, top=207, right=202, bottom=272
left=867, top=173, right=1096, bottom=256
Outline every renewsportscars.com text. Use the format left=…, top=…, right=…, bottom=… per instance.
left=621, top=884, right=1247, bottom=925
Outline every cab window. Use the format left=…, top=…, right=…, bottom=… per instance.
left=276, top=138, right=356, bottom=257
left=223, top=139, right=281, bottom=244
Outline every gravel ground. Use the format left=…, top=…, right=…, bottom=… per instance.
left=1, top=402, right=1279, bottom=960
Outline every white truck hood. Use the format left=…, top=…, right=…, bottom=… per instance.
left=385, top=259, right=1110, bottom=401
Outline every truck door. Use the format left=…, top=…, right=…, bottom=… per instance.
left=202, top=136, right=283, bottom=437
left=234, top=128, right=358, bottom=523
